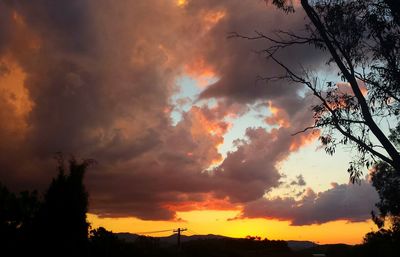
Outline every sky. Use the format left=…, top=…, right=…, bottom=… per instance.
left=0, top=0, right=381, bottom=244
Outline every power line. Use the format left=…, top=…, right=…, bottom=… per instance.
left=134, top=227, right=188, bottom=250
left=187, top=228, right=199, bottom=235
left=135, top=229, right=174, bottom=234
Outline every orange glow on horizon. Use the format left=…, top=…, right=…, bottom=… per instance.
left=88, top=210, right=375, bottom=245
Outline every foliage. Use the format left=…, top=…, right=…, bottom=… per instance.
left=361, top=126, right=400, bottom=255
left=370, top=162, right=400, bottom=228
left=0, top=183, right=40, bottom=254
left=246, top=0, right=400, bottom=181
left=89, top=227, right=138, bottom=257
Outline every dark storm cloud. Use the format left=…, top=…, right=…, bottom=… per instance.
left=195, top=0, right=326, bottom=104
left=241, top=180, right=379, bottom=225
left=0, top=0, right=364, bottom=223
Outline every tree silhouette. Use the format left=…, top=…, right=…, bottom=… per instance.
left=236, top=0, right=400, bottom=181
left=89, top=227, right=119, bottom=257
left=35, top=155, right=94, bottom=256
left=0, top=182, right=40, bottom=255
left=361, top=125, right=400, bottom=255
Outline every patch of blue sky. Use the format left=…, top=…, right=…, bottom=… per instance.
left=278, top=141, right=353, bottom=195
left=171, top=75, right=219, bottom=125
left=219, top=107, right=273, bottom=158
left=170, top=76, right=201, bottom=125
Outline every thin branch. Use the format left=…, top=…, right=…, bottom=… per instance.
left=355, top=72, right=400, bottom=103
left=265, top=46, right=394, bottom=165
left=291, top=125, right=318, bottom=136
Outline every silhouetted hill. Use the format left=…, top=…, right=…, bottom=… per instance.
left=116, top=232, right=395, bottom=257
left=116, top=232, right=140, bottom=242
left=299, top=243, right=353, bottom=257
left=162, top=233, right=229, bottom=244
left=287, top=240, right=319, bottom=250
left=116, top=233, right=228, bottom=243
left=113, top=232, right=296, bottom=257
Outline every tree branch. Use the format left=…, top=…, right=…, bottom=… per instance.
left=301, top=0, right=400, bottom=171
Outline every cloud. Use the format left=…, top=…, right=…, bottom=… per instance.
left=290, top=175, right=306, bottom=186
left=0, top=0, right=332, bottom=221
left=241, top=180, right=379, bottom=225
left=195, top=1, right=326, bottom=104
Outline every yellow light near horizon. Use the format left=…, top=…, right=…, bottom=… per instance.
left=88, top=210, right=375, bottom=245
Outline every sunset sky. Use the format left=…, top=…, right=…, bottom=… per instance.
left=0, top=0, right=380, bottom=244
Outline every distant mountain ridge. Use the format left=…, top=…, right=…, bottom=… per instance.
left=116, top=232, right=320, bottom=251
left=286, top=240, right=319, bottom=250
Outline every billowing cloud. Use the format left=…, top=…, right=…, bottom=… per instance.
left=241, top=180, right=379, bottom=225
left=0, top=0, right=348, bottom=222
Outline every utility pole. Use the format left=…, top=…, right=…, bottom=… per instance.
left=173, top=227, right=187, bottom=250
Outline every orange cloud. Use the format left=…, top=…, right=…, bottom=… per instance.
left=0, top=55, right=33, bottom=138
left=289, top=130, right=320, bottom=152
left=203, top=9, right=226, bottom=30
left=11, top=10, right=41, bottom=51
left=187, top=106, right=232, bottom=166
left=265, top=101, right=290, bottom=128
left=176, top=0, right=188, bottom=7
left=328, top=81, right=368, bottom=110
left=164, top=193, right=239, bottom=212
left=12, top=11, right=24, bottom=25
left=190, top=106, right=231, bottom=138
left=184, top=57, right=218, bottom=87
left=180, top=8, right=225, bottom=87
left=336, top=81, right=367, bottom=97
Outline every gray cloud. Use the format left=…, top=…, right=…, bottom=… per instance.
left=241, top=180, right=379, bottom=225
